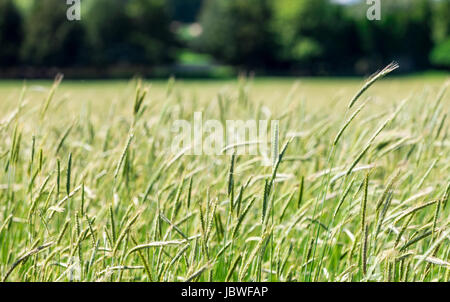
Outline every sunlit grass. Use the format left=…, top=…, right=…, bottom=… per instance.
left=0, top=72, right=448, bottom=282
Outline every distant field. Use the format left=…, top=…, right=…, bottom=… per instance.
left=0, top=74, right=448, bottom=111
left=0, top=73, right=448, bottom=281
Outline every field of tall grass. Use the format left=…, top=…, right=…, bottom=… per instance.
left=0, top=68, right=448, bottom=282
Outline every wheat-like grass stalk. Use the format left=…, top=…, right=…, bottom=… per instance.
left=348, top=62, right=399, bottom=109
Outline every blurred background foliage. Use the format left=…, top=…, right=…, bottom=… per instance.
left=0, top=0, right=448, bottom=77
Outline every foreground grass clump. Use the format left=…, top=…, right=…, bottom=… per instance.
left=0, top=70, right=448, bottom=282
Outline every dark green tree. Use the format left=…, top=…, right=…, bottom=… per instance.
left=166, top=0, right=204, bottom=23
left=401, top=0, right=433, bottom=69
left=357, top=0, right=433, bottom=71
left=430, top=0, right=450, bottom=67
left=272, top=0, right=360, bottom=73
left=430, top=39, right=450, bottom=67
left=432, top=0, right=450, bottom=44
left=85, top=0, right=134, bottom=65
left=128, top=0, right=177, bottom=65
left=85, top=0, right=176, bottom=66
left=0, top=0, right=23, bottom=66
left=21, top=0, right=85, bottom=66
left=196, top=0, right=277, bottom=69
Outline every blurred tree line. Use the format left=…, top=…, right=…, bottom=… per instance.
left=0, top=0, right=448, bottom=76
